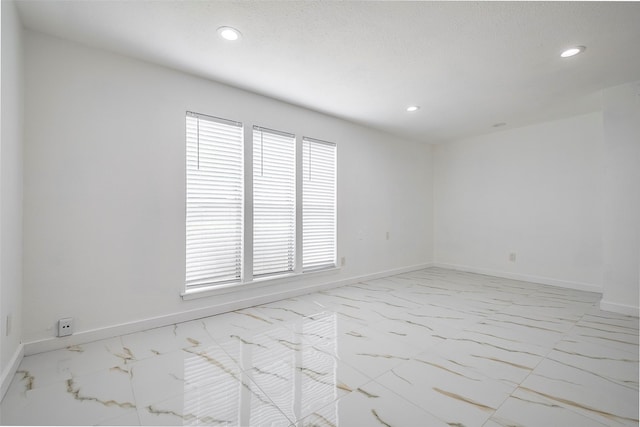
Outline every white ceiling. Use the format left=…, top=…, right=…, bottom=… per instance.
left=15, top=1, right=640, bottom=143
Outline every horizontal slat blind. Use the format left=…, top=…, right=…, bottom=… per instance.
left=302, top=138, right=337, bottom=271
left=186, top=112, right=243, bottom=290
left=253, top=127, right=296, bottom=277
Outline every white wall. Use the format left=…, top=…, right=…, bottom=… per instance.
left=22, top=31, right=433, bottom=345
left=0, top=0, right=24, bottom=384
left=434, top=113, right=604, bottom=292
left=601, top=82, right=640, bottom=315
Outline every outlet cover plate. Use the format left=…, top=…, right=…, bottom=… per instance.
left=58, top=318, right=73, bottom=337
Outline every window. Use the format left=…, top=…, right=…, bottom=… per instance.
left=185, top=112, right=243, bottom=290
left=253, top=127, right=296, bottom=277
left=185, top=112, right=337, bottom=294
left=302, top=138, right=337, bottom=270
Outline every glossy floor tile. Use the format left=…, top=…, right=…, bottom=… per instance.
left=2, top=268, right=638, bottom=426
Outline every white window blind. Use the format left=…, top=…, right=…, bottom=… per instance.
left=302, top=138, right=337, bottom=271
left=186, top=112, right=243, bottom=290
left=253, top=127, right=296, bottom=277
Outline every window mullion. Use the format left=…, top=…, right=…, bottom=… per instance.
left=243, top=124, right=254, bottom=283
left=295, top=134, right=303, bottom=274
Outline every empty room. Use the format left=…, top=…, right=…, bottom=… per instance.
left=1, top=1, right=639, bottom=426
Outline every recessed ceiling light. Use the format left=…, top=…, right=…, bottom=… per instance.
left=560, top=46, right=585, bottom=58
left=217, top=26, right=242, bottom=41
left=492, top=122, right=507, bottom=128
left=406, top=106, right=420, bottom=112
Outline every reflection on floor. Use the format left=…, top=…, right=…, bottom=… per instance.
left=2, top=268, right=638, bottom=426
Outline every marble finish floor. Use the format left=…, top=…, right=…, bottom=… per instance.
left=1, top=268, right=638, bottom=426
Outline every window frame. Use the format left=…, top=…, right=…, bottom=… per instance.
left=252, top=126, right=297, bottom=278
left=183, top=112, right=339, bottom=299
left=302, top=137, right=338, bottom=272
left=185, top=112, right=244, bottom=292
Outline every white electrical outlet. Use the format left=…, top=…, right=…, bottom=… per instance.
left=341, top=257, right=346, bottom=267
left=6, top=314, right=11, bottom=336
left=58, top=318, right=74, bottom=337
left=509, top=253, right=517, bottom=262
left=386, top=231, right=390, bottom=240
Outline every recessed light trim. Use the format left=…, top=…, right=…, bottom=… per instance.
left=560, top=46, right=585, bottom=58
left=406, top=106, right=420, bottom=112
left=217, top=26, right=242, bottom=41
left=492, top=122, right=507, bottom=128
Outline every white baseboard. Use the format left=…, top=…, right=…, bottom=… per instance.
left=600, top=300, right=640, bottom=317
left=23, top=262, right=433, bottom=356
left=1, top=343, right=24, bottom=402
left=433, top=262, right=602, bottom=294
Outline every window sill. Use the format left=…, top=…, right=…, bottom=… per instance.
left=181, top=266, right=340, bottom=301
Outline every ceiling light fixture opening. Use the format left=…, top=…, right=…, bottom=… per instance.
left=560, top=46, right=585, bottom=58
left=492, top=122, right=507, bottom=128
left=217, top=26, right=242, bottom=41
left=406, top=106, right=420, bottom=112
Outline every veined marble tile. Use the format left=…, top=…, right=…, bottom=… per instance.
left=249, top=345, right=370, bottom=423
left=365, top=295, right=433, bottom=319
left=204, top=308, right=281, bottom=343
left=486, top=387, right=609, bottom=427
left=574, top=309, right=639, bottom=350
left=296, top=380, right=449, bottom=427
left=253, top=297, right=325, bottom=324
left=216, top=323, right=309, bottom=372
left=362, top=315, right=457, bottom=354
left=506, top=297, right=592, bottom=322
left=581, top=308, right=640, bottom=332
left=3, top=268, right=638, bottom=426
left=287, top=313, right=423, bottom=380
left=520, top=358, right=639, bottom=426
left=495, top=303, right=583, bottom=332
left=353, top=278, right=403, bottom=292
left=375, top=350, right=516, bottom=427
left=134, top=334, right=293, bottom=426
left=465, top=316, right=567, bottom=350
left=315, top=286, right=375, bottom=303
left=129, top=342, right=240, bottom=407
left=342, top=282, right=424, bottom=310
left=301, top=289, right=358, bottom=312
left=433, top=329, right=547, bottom=386
left=441, top=295, right=512, bottom=317
left=305, top=291, right=387, bottom=326
left=1, top=367, right=136, bottom=426
left=532, top=285, right=601, bottom=304
left=216, top=318, right=373, bottom=420
left=567, top=321, right=639, bottom=354
left=550, top=338, right=639, bottom=390
left=574, top=312, right=639, bottom=351
left=403, top=280, right=464, bottom=299
left=281, top=310, right=364, bottom=350
left=354, top=302, right=423, bottom=328
left=13, top=337, right=127, bottom=390
left=486, top=308, right=577, bottom=333
left=137, top=374, right=290, bottom=426
left=402, top=303, right=485, bottom=332
left=120, top=320, right=213, bottom=361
